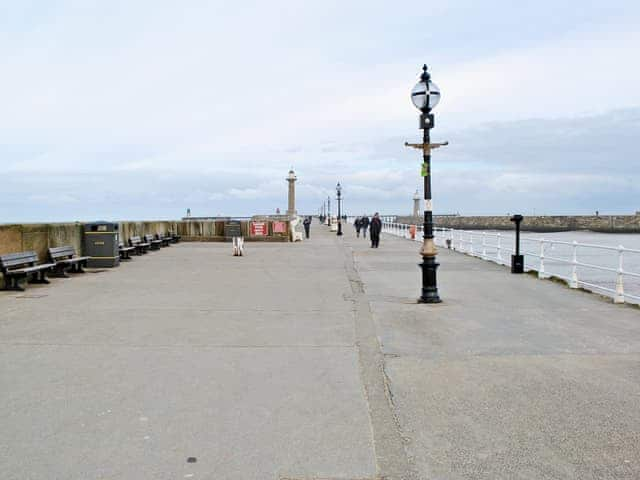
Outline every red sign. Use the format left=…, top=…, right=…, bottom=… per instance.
left=273, top=221, right=286, bottom=233
left=250, top=222, right=267, bottom=236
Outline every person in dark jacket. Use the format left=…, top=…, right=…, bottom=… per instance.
left=303, top=217, right=311, bottom=239
left=370, top=213, right=382, bottom=248
left=361, top=215, right=370, bottom=239
left=354, top=217, right=362, bottom=238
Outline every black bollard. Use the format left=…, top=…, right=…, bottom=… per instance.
left=510, top=214, right=524, bottom=273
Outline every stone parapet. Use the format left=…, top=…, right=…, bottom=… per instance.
left=394, top=214, right=640, bottom=233
left=0, top=220, right=290, bottom=263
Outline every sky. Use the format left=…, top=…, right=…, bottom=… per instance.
left=1, top=0, right=639, bottom=222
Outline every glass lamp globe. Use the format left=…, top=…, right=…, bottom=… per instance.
left=411, top=80, right=440, bottom=110
left=336, top=183, right=342, bottom=194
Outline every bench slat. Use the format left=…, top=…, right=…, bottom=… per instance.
left=0, top=251, right=39, bottom=269
left=8, top=263, right=55, bottom=274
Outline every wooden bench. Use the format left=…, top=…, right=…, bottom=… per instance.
left=0, top=251, right=56, bottom=291
left=48, top=246, right=90, bottom=277
left=168, top=231, right=181, bottom=243
left=156, top=233, right=172, bottom=247
left=119, top=243, right=135, bottom=260
left=128, top=236, right=150, bottom=255
left=144, top=234, right=162, bottom=251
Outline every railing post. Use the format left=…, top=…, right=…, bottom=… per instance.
left=482, top=232, right=487, bottom=259
left=469, top=232, right=474, bottom=255
left=569, top=241, right=579, bottom=288
left=538, top=239, right=547, bottom=279
left=614, top=246, right=625, bottom=304
left=458, top=230, right=463, bottom=251
left=497, top=233, right=502, bottom=262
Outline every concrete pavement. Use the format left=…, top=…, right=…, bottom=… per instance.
left=1, top=231, right=380, bottom=479
left=1, top=223, right=639, bottom=479
left=347, top=226, right=640, bottom=480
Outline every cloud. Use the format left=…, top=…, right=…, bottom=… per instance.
left=1, top=1, right=639, bottom=221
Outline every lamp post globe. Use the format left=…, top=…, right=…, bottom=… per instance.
left=336, top=182, right=343, bottom=236
left=410, top=79, right=440, bottom=111
left=411, top=64, right=442, bottom=304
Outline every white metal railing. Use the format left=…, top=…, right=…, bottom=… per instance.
left=375, top=221, right=640, bottom=305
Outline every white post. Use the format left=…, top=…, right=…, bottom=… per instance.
left=469, top=232, right=474, bottom=255
left=614, top=246, right=625, bottom=304
left=482, top=232, right=487, bottom=259
left=458, top=230, right=463, bottom=251
left=569, top=241, right=578, bottom=288
left=497, top=233, right=502, bottom=262
left=538, top=239, right=546, bottom=279
left=232, top=237, right=244, bottom=256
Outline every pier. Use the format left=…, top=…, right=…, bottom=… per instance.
left=1, top=225, right=639, bottom=479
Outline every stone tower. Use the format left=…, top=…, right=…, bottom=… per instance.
left=286, top=169, right=297, bottom=217
left=413, top=189, right=421, bottom=217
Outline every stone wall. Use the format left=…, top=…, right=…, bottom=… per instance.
left=0, top=220, right=290, bottom=261
left=394, top=214, right=640, bottom=233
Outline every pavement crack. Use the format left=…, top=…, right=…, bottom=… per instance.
left=342, top=243, right=419, bottom=480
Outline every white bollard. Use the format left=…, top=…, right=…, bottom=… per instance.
left=232, top=237, right=244, bottom=256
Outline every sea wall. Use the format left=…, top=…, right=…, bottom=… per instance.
left=0, top=220, right=290, bottom=261
left=394, top=214, right=640, bottom=233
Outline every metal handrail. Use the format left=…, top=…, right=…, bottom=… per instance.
left=375, top=221, right=640, bottom=305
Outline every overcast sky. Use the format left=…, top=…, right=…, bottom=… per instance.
left=1, top=0, right=639, bottom=222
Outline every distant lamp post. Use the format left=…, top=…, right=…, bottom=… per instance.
left=405, top=64, right=448, bottom=303
left=327, top=196, right=331, bottom=226
left=336, top=182, right=343, bottom=236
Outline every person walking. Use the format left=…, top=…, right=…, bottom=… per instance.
left=354, top=217, right=362, bottom=238
left=303, top=216, right=311, bottom=239
left=370, top=213, right=382, bottom=248
left=361, top=215, right=370, bottom=239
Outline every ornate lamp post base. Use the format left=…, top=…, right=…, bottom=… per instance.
left=418, top=256, right=441, bottom=303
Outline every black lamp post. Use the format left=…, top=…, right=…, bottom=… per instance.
left=327, top=196, right=331, bottom=226
left=406, top=64, right=447, bottom=304
left=336, top=182, right=343, bottom=236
